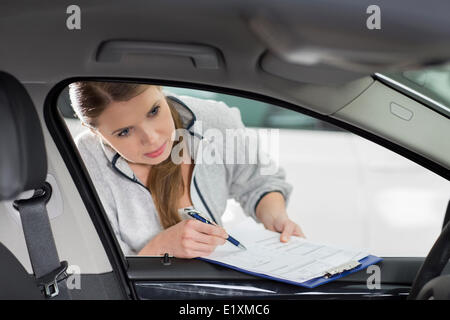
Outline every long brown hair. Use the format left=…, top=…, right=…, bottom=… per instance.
left=68, top=81, right=184, bottom=228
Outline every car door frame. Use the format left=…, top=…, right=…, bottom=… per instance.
left=44, top=76, right=450, bottom=300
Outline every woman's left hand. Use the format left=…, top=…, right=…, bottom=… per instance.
left=267, top=214, right=305, bottom=242
left=255, top=192, right=305, bottom=242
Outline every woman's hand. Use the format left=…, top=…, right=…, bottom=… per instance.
left=255, top=192, right=305, bottom=242
left=267, top=214, right=305, bottom=242
left=139, top=219, right=228, bottom=258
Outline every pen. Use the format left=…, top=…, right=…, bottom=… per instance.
left=184, top=208, right=247, bottom=250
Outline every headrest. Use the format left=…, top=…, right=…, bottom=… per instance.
left=0, top=71, right=47, bottom=200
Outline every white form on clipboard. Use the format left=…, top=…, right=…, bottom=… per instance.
left=200, top=217, right=372, bottom=284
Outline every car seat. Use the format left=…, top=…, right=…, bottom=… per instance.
left=0, top=71, right=59, bottom=299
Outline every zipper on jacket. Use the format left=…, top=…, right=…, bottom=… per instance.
left=187, top=132, right=218, bottom=225
left=193, top=176, right=218, bottom=225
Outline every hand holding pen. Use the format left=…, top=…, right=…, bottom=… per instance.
left=144, top=213, right=230, bottom=259
left=184, top=208, right=247, bottom=251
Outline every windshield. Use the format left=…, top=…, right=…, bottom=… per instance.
left=378, top=63, right=450, bottom=117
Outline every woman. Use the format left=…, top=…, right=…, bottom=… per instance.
left=69, top=81, right=304, bottom=258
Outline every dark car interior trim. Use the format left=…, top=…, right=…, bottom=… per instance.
left=127, top=257, right=450, bottom=300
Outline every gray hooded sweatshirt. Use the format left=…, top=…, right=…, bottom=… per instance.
left=75, top=94, right=293, bottom=255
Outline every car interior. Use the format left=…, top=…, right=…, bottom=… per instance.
left=0, top=1, right=449, bottom=300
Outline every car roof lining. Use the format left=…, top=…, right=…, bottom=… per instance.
left=0, top=0, right=448, bottom=170
left=2, top=1, right=449, bottom=116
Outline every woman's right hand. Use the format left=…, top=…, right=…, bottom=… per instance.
left=139, top=219, right=228, bottom=258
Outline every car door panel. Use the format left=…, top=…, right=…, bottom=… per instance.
left=125, top=257, right=450, bottom=300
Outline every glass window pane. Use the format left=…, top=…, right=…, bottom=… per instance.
left=58, top=82, right=450, bottom=258
left=381, top=63, right=450, bottom=116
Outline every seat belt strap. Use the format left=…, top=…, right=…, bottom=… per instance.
left=442, top=199, right=450, bottom=231
left=14, top=182, right=71, bottom=299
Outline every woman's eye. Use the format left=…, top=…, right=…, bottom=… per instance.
left=148, top=106, right=160, bottom=117
left=118, top=128, right=130, bottom=137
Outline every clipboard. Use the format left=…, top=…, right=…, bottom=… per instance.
left=198, top=255, right=383, bottom=289
left=194, top=217, right=383, bottom=288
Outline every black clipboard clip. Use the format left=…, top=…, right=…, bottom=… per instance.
left=324, top=260, right=361, bottom=279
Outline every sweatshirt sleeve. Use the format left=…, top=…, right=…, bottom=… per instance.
left=75, top=133, right=136, bottom=256
left=220, top=103, right=294, bottom=220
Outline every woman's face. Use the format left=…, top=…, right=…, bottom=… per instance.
left=94, top=86, right=175, bottom=166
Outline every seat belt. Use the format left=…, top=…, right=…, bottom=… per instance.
left=13, top=182, right=71, bottom=300
left=442, top=199, right=450, bottom=231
